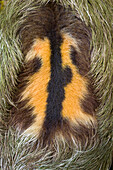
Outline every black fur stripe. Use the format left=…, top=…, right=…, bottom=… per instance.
left=44, top=32, right=64, bottom=133
left=43, top=29, right=73, bottom=139
left=63, top=66, right=73, bottom=87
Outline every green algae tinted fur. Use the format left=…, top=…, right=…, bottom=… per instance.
left=0, top=0, right=113, bottom=169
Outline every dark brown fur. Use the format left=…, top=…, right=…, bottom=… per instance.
left=39, top=119, right=97, bottom=147
left=10, top=2, right=98, bottom=144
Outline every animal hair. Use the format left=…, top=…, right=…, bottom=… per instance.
left=0, top=0, right=113, bottom=169
left=9, top=2, right=98, bottom=147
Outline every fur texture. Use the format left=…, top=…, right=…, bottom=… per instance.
left=10, top=4, right=98, bottom=147
left=0, top=0, right=113, bottom=169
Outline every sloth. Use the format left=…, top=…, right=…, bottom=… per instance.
left=0, top=0, right=113, bottom=169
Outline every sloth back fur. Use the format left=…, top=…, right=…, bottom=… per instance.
left=0, top=0, right=113, bottom=169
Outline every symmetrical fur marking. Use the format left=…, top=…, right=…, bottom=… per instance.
left=10, top=3, right=97, bottom=143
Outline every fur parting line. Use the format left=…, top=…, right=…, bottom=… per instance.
left=0, top=0, right=113, bottom=169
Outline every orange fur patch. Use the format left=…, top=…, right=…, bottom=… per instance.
left=61, top=33, right=95, bottom=125
left=22, top=37, right=51, bottom=136
left=21, top=34, right=95, bottom=136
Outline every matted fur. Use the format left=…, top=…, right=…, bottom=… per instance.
left=0, top=0, right=113, bottom=169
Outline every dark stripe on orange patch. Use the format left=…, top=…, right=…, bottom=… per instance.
left=44, top=32, right=64, bottom=135
left=25, top=57, right=42, bottom=75
left=18, top=57, right=42, bottom=80
left=32, top=57, right=42, bottom=73
left=70, top=45, right=90, bottom=76
left=70, top=46, right=78, bottom=66
left=63, top=66, right=73, bottom=86
left=43, top=33, right=74, bottom=140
